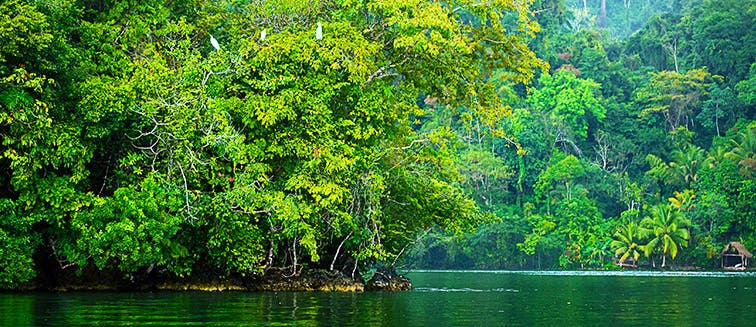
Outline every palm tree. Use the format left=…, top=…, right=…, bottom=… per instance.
left=725, top=127, right=756, bottom=177
left=726, top=127, right=756, bottom=161
left=611, top=221, right=643, bottom=268
left=704, top=146, right=729, bottom=168
left=646, top=145, right=705, bottom=189
left=670, top=145, right=705, bottom=185
left=668, top=189, right=695, bottom=213
left=641, top=204, right=690, bottom=268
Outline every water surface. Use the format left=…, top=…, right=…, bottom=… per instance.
left=2, top=270, right=754, bottom=326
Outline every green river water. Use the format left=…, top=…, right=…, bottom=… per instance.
left=1, top=270, right=755, bottom=326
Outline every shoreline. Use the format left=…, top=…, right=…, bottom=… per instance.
left=1, top=267, right=413, bottom=292
left=5, top=267, right=753, bottom=292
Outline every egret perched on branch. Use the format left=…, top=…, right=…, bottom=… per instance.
left=210, top=35, right=220, bottom=51
left=260, top=29, right=267, bottom=42
left=316, top=22, right=322, bottom=41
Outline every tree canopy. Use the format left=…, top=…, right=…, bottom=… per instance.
left=0, top=0, right=546, bottom=287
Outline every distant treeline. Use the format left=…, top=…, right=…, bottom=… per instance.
left=405, top=0, right=756, bottom=270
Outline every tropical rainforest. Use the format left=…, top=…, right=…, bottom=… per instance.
left=1, top=0, right=754, bottom=288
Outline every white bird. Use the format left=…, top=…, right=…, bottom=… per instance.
left=316, top=22, right=322, bottom=41
left=261, top=29, right=267, bottom=42
left=210, top=35, right=220, bottom=51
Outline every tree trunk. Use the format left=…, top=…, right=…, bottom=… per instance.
left=715, top=102, right=721, bottom=136
left=625, top=1, right=631, bottom=35
left=330, top=232, right=352, bottom=271
left=663, top=39, right=680, bottom=73
left=672, top=42, right=679, bottom=73
left=599, top=0, right=608, bottom=28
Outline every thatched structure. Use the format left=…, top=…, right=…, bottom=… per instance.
left=615, top=257, right=638, bottom=268
left=720, top=242, right=753, bottom=270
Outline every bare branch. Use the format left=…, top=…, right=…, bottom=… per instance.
left=391, top=227, right=432, bottom=268
left=177, top=162, right=195, bottom=221
left=330, top=231, right=353, bottom=271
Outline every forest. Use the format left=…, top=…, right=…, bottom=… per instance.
left=406, top=0, right=756, bottom=270
left=1, top=0, right=754, bottom=288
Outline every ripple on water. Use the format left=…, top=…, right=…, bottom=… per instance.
left=414, top=287, right=520, bottom=293
left=410, top=269, right=756, bottom=278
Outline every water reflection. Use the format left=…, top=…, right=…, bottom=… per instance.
left=1, top=271, right=754, bottom=326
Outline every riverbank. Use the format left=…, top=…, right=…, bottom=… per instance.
left=3, top=267, right=413, bottom=292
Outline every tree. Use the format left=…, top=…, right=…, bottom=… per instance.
left=69, top=177, right=191, bottom=276
left=0, top=0, right=91, bottom=286
left=535, top=151, right=585, bottom=214
left=735, top=64, right=756, bottom=111
left=553, top=191, right=604, bottom=268
left=625, top=13, right=683, bottom=72
left=517, top=213, right=562, bottom=269
left=458, top=149, right=515, bottom=208
left=725, top=125, right=756, bottom=177
left=636, top=68, right=715, bottom=133
left=0, top=199, right=36, bottom=288
left=668, top=189, right=696, bottom=213
left=695, top=158, right=755, bottom=241
left=611, top=219, right=643, bottom=267
left=641, top=204, right=690, bottom=268
left=697, top=84, right=739, bottom=137
left=528, top=70, right=606, bottom=142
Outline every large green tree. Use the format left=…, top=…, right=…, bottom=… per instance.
left=0, top=0, right=547, bottom=286
left=635, top=68, right=715, bottom=134
left=528, top=70, right=606, bottom=142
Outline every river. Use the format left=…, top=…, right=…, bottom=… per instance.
left=2, top=270, right=755, bottom=326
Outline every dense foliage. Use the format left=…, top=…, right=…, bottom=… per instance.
left=1, top=0, right=755, bottom=288
left=0, top=0, right=546, bottom=287
left=406, top=0, right=756, bottom=270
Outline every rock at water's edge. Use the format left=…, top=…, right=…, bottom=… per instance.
left=250, top=268, right=364, bottom=292
left=366, top=267, right=412, bottom=291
